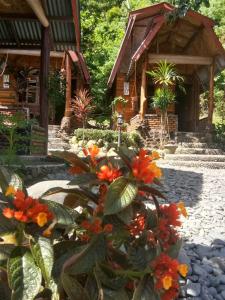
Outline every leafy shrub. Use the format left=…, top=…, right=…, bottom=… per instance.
left=214, top=123, right=225, bottom=146
left=0, top=146, right=188, bottom=300
left=71, top=128, right=142, bottom=148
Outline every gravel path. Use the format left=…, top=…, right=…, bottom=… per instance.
left=160, top=165, right=225, bottom=300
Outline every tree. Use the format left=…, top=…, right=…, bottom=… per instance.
left=80, top=0, right=210, bottom=113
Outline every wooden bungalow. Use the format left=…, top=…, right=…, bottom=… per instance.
left=108, top=2, right=225, bottom=136
left=0, top=0, right=90, bottom=154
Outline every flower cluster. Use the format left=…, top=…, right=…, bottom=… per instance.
left=156, top=203, right=187, bottom=250
left=132, top=149, right=162, bottom=184
left=3, top=187, right=53, bottom=227
left=83, top=144, right=100, bottom=166
left=128, top=213, right=146, bottom=236
left=152, top=253, right=188, bottom=300
left=80, top=218, right=113, bottom=241
left=97, top=164, right=122, bottom=182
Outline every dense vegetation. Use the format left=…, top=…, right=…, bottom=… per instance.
left=80, top=0, right=224, bottom=122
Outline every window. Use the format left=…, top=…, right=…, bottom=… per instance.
left=3, top=74, right=10, bottom=89
left=26, top=77, right=39, bottom=104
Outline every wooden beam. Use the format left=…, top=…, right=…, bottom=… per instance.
left=182, top=26, right=204, bottom=53
left=0, top=13, right=73, bottom=22
left=65, top=53, right=72, bottom=117
left=139, top=59, right=147, bottom=119
left=39, top=26, right=50, bottom=154
left=148, top=54, right=213, bottom=65
left=208, top=62, right=215, bottom=129
left=26, top=0, right=49, bottom=27
left=71, top=0, right=81, bottom=51
left=0, top=49, right=63, bottom=57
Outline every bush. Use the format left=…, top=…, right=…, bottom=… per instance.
left=0, top=147, right=188, bottom=300
left=214, top=123, right=225, bottom=147
left=71, top=128, right=142, bottom=148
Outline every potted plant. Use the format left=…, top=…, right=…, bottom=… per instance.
left=147, top=61, right=184, bottom=147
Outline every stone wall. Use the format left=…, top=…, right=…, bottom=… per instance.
left=129, top=114, right=178, bottom=133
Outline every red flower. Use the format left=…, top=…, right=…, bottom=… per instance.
left=103, top=224, right=113, bottom=233
left=2, top=208, right=14, bottom=219
left=160, top=204, right=181, bottom=227
left=128, top=213, right=145, bottom=236
left=2, top=189, right=53, bottom=227
left=131, top=149, right=162, bottom=184
left=152, top=253, right=180, bottom=300
left=97, top=165, right=122, bottom=182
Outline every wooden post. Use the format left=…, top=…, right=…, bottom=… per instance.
left=140, top=60, right=147, bottom=119
left=39, top=25, right=50, bottom=154
left=207, top=61, right=215, bottom=130
left=65, top=53, right=72, bottom=117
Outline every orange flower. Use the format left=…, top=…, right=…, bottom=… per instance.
left=83, top=144, right=100, bottom=165
left=162, top=276, right=173, bottom=290
left=43, top=228, right=52, bottom=237
left=178, top=264, right=188, bottom=277
left=88, top=145, right=100, bottom=159
left=177, top=201, right=188, bottom=218
left=3, top=208, right=14, bottom=219
left=132, top=149, right=162, bottom=184
left=2, top=189, right=53, bottom=227
left=151, top=151, right=160, bottom=160
left=36, top=212, right=48, bottom=227
left=128, top=213, right=145, bottom=236
left=5, top=185, right=16, bottom=197
left=68, top=166, right=85, bottom=174
left=97, top=165, right=121, bottom=182
left=14, top=211, right=28, bottom=223
left=152, top=253, right=179, bottom=296
left=103, top=224, right=113, bottom=233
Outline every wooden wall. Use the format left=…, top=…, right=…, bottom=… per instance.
left=114, top=73, right=137, bottom=122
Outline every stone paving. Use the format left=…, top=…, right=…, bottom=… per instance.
left=159, top=165, right=225, bottom=300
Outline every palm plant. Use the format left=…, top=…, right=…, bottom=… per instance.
left=72, top=89, right=94, bottom=140
left=147, top=60, right=184, bottom=147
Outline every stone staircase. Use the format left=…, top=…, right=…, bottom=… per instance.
left=48, top=125, right=70, bottom=152
left=163, top=132, right=225, bottom=169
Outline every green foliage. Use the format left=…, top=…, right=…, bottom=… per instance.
left=0, top=113, right=34, bottom=162
left=48, top=70, right=66, bottom=107
left=71, top=128, right=142, bottom=148
left=152, top=88, right=175, bottom=112
left=0, top=146, right=187, bottom=299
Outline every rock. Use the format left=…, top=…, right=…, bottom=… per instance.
left=186, top=280, right=201, bottom=297
left=193, top=264, right=208, bottom=278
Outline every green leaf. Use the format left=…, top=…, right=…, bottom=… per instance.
left=53, top=241, right=86, bottom=280
left=0, top=244, right=15, bottom=269
left=132, top=275, right=160, bottom=300
left=103, top=288, right=129, bottom=300
left=42, top=187, right=98, bottom=207
left=104, top=177, right=137, bottom=215
left=8, top=247, right=42, bottom=300
left=30, top=236, right=57, bottom=293
left=167, top=238, right=183, bottom=259
left=68, top=173, right=98, bottom=186
left=94, top=264, right=127, bottom=290
left=63, top=234, right=106, bottom=276
left=146, top=209, right=158, bottom=229
left=85, top=275, right=99, bottom=300
left=41, top=199, right=79, bottom=227
left=0, top=167, right=23, bottom=194
left=139, top=185, right=166, bottom=200
left=0, top=213, right=17, bottom=236
left=61, top=273, right=90, bottom=300
left=50, top=151, right=90, bottom=172
left=128, top=247, right=149, bottom=271
left=117, top=205, right=133, bottom=224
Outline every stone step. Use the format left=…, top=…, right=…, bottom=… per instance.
left=175, top=148, right=224, bottom=155
left=48, top=125, right=60, bottom=129
left=164, top=154, right=225, bottom=162
left=159, top=159, right=225, bottom=169
left=178, top=142, right=209, bottom=148
left=177, top=137, right=207, bottom=143
left=176, top=131, right=206, bottom=138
